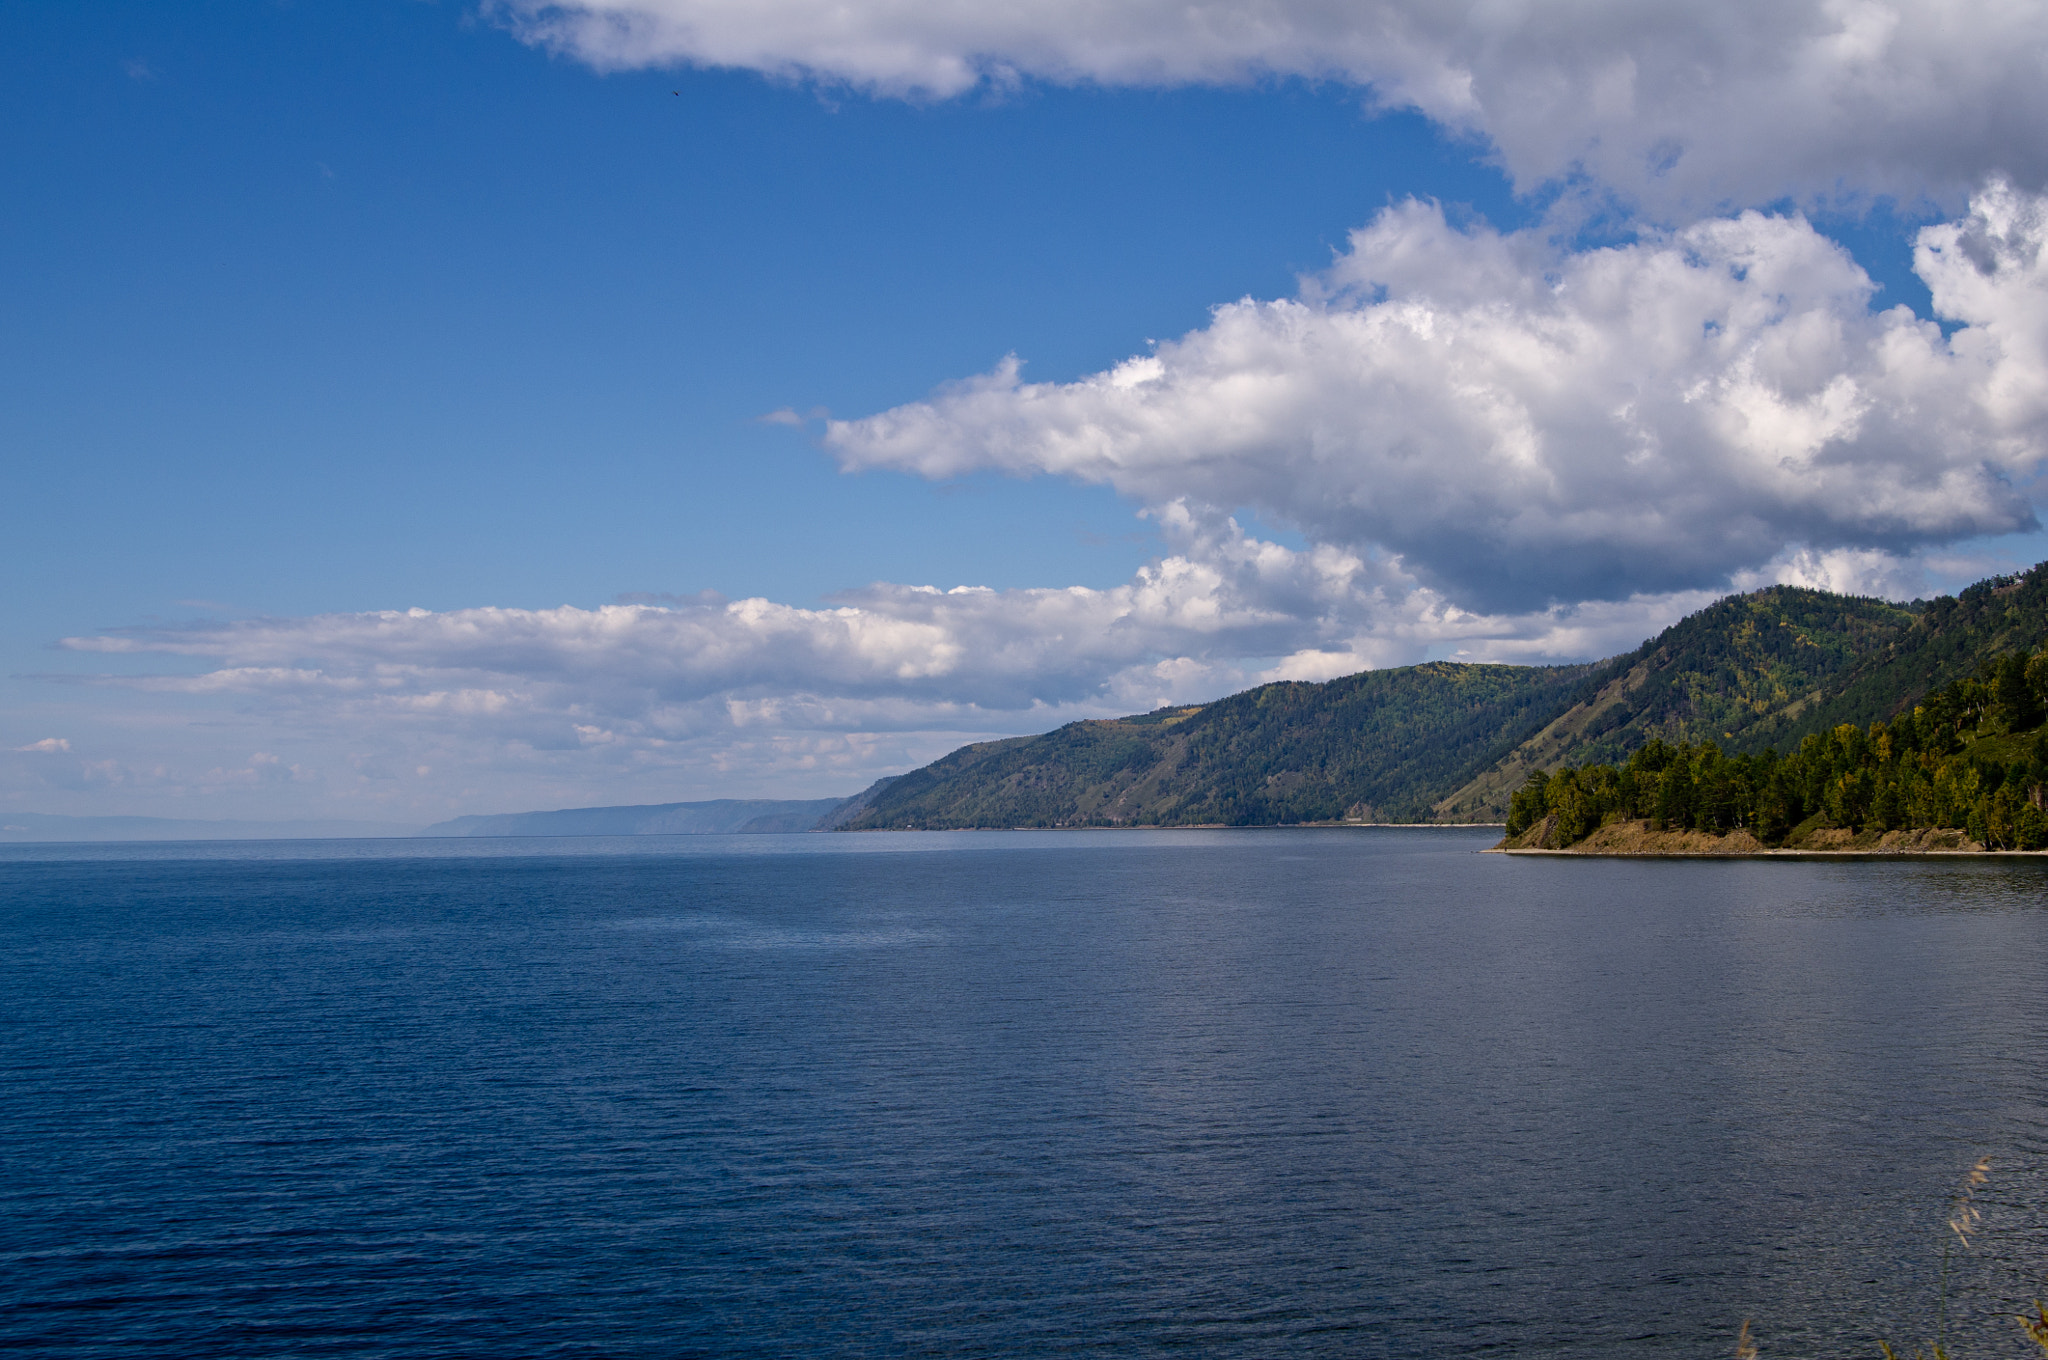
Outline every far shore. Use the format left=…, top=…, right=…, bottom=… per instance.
left=840, top=821, right=1505, bottom=832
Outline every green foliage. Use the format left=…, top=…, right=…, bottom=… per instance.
left=1740, top=564, right=2048, bottom=749
left=1449, top=561, right=2048, bottom=819
left=848, top=662, right=1590, bottom=829
left=1555, top=587, right=1920, bottom=766
left=1509, top=650, right=2048, bottom=850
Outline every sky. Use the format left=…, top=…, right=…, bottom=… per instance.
left=7, top=0, right=2048, bottom=825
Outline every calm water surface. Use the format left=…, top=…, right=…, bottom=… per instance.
left=3, top=829, right=2046, bottom=1357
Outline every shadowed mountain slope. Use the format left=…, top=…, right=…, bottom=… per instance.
left=1742, top=564, right=2048, bottom=741
left=844, top=662, right=1593, bottom=829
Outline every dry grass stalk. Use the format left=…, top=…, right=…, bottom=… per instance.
left=1950, top=1158, right=1992, bottom=1248
left=2019, top=1302, right=2048, bottom=1355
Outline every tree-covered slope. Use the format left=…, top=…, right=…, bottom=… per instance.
left=845, top=661, right=1592, bottom=829
left=1733, top=563, right=2048, bottom=746
left=1499, top=642, right=2048, bottom=852
left=1442, top=562, right=2048, bottom=819
left=1434, top=587, right=1921, bottom=818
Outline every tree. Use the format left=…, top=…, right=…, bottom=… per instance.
left=1505, top=768, right=1551, bottom=837
left=1995, top=651, right=2043, bottom=731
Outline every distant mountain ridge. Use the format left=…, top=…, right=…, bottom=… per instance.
left=845, top=661, right=1592, bottom=829
left=0, top=814, right=421, bottom=842
left=844, top=560, right=2048, bottom=829
left=421, top=797, right=857, bottom=837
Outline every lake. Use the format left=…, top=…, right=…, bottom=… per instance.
left=3, top=828, right=2045, bottom=1357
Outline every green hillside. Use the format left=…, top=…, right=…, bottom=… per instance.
left=845, top=661, right=1591, bottom=829
left=1444, top=561, right=2048, bottom=818
left=844, top=560, right=2048, bottom=831
left=1500, top=645, right=2048, bottom=852
left=1738, top=565, right=2048, bottom=743
left=1433, top=587, right=1921, bottom=818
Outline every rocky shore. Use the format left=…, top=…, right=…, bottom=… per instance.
left=1490, top=814, right=2010, bottom=856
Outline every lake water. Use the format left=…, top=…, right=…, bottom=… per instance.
left=3, top=828, right=2046, bottom=1358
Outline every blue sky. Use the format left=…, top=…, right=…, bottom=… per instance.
left=3, top=2, right=1512, bottom=624
left=7, top=0, right=2048, bottom=823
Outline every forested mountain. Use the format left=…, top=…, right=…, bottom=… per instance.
left=844, top=662, right=1591, bottom=829
left=1747, top=566, right=2048, bottom=739
left=1501, top=650, right=2048, bottom=852
left=1433, top=588, right=1921, bottom=818
left=1444, top=562, right=2048, bottom=818
left=843, top=560, right=2048, bottom=831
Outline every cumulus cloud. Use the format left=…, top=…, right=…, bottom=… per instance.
left=14, top=738, right=71, bottom=753
left=58, top=512, right=1369, bottom=726
left=493, top=0, right=2048, bottom=213
left=829, top=184, right=2048, bottom=612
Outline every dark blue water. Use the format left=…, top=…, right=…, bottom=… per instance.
left=4, top=829, right=2047, bottom=1358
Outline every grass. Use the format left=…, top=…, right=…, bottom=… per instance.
left=1856, top=1158, right=2048, bottom=1360
left=1731, top=1156, right=2047, bottom=1358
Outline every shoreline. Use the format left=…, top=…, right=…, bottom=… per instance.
left=837, top=821, right=1506, bottom=832
left=1490, top=816, right=2048, bottom=859
left=1492, top=846, right=2048, bottom=859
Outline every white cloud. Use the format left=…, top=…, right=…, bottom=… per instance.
left=40, top=506, right=1746, bottom=811
left=60, top=513, right=1356, bottom=723
left=493, top=0, right=2048, bottom=213
left=1732, top=546, right=1932, bottom=601
left=14, top=738, right=71, bottom=753
left=829, top=184, right=2048, bottom=612
left=32, top=498, right=1988, bottom=815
